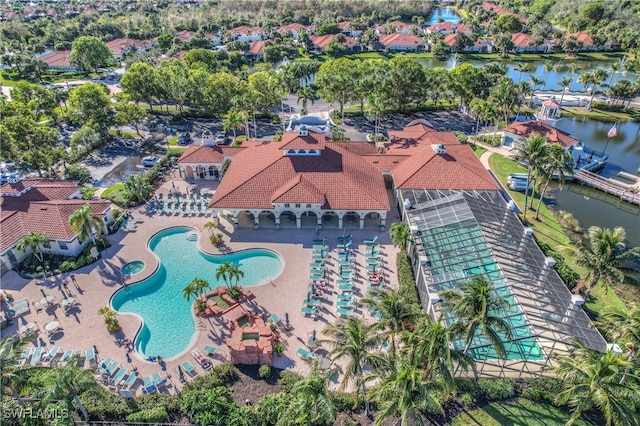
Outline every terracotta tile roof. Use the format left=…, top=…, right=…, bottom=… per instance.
left=40, top=50, right=73, bottom=68
left=386, top=123, right=460, bottom=154
left=503, top=120, right=579, bottom=148
left=106, top=38, right=149, bottom=54
left=0, top=179, right=111, bottom=252
left=248, top=40, right=265, bottom=55
left=177, top=145, right=244, bottom=164
left=310, top=34, right=360, bottom=49
left=443, top=33, right=458, bottom=46
left=511, top=32, right=537, bottom=47
left=176, top=30, right=196, bottom=41
left=229, top=26, right=263, bottom=36
left=279, top=130, right=326, bottom=151
left=481, top=2, right=528, bottom=23
left=542, top=99, right=561, bottom=107
left=427, top=22, right=469, bottom=33
left=210, top=142, right=389, bottom=211
left=392, top=144, right=499, bottom=190
left=361, top=155, right=409, bottom=172
left=276, top=23, right=311, bottom=33
left=378, top=33, right=424, bottom=47
left=566, top=32, right=594, bottom=46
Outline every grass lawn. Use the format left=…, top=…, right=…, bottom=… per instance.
left=451, top=398, right=594, bottom=426
left=487, top=153, right=626, bottom=314
left=168, top=136, right=178, bottom=146
left=472, top=145, right=487, bottom=158
left=0, top=74, right=28, bottom=86
left=101, top=183, right=129, bottom=207
left=562, top=107, right=640, bottom=123
left=108, top=129, right=138, bottom=139
left=167, top=147, right=187, bottom=156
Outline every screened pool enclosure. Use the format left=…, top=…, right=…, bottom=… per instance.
left=399, top=189, right=607, bottom=378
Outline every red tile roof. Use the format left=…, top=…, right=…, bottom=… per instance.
left=378, top=33, right=425, bottom=47
left=176, top=30, right=196, bottom=41
left=310, top=34, right=360, bottom=49
left=0, top=179, right=111, bottom=252
left=40, top=50, right=73, bottom=68
left=511, top=32, right=537, bottom=47
left=481, top=2, right=528, bottom=23
left=228, top=26, right=263, bottom=36
left=106, top=38, right=149, bottom=54
left=503, top=120, right=579, bottom=148
left=443, top=33, right=458, bottom=47
left=427, top=22, right=469, bottom=33
left=279, top=130, right=326, bottom=151
left=177, top=145, right=244, bottom=164
left=248, top=40, right=265, bottom=55
left=276, top=23, right=311, bottom=33
left=566, top=32, right=594, bottom=46
left=386, top=123, right=460, bottom=153
left=542, top=99, right=561, bottom=107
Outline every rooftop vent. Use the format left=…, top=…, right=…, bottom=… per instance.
left=524, top=227, right=533, bottom=237
left=298, top=125, right=308, bottom=137
left=409, top=224, right=420, bottom=235
left=571, top=294, right=584, bottom=306
left=544, top=257, right=556, bottom=267
left=507, top=200, right=518, bottom=212
left=419, top=255, right=428, bottom=265
left=428, top=292, right=441, bottom=304
left=403, top=199, right=412, bottom=210
left=431, top=144, right=446, bottom=155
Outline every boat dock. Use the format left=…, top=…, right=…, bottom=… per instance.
left=573, top=170, right=640, bottom=206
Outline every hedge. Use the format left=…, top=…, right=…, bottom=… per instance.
left=396, top=252, right=420, bottom=306
left=536, top=240, right=580, bottom=290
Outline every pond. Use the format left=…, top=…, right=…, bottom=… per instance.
left=428, top=7, right=461, bottom=25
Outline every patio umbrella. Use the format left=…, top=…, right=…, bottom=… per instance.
left=40, top=289, right=47, bottom=298
left=285, top=313, right=289, bottom=324
left=312, top=330, right=316, bottom=341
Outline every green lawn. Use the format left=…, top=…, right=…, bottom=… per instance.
left=451, top=398, right=594, bottom=426
left=487, top=153, right=626, bottom=314
left=562, top=107, right=639, bottom=123
left=472, top=145, right=487, bottom=158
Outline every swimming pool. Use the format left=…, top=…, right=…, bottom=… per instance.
left=111, top=227, right=284, bottom=359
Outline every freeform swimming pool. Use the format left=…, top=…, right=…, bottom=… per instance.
left=111, top=227, right=284, bottom=359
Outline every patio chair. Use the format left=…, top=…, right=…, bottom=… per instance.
left=111, top=367, right=128, bottom=385
left=204, top=345, right=218, bottom=356
left=32, top=301, right=43, bottom=312
left=182, top=361, right=199, bottom=377
left=337, top=307, right=355, bottom=317
left=118, top=389, right=134, bottom=399
left=337, top=233, right=352, bottom=242
left=30, top=346, right=45, bottom=365
left=20, top=348, right=32, bottom=364
left=337, top=241, right=352, bottom=250
left=9, top=298, right=29, bottom=308
left=338, top=284, right=354, bottom=292
left=98, top=357, right=112, bottom=371
left=337, top=293, right=353, bottom=301
left=337, top=299, right=355, bottom=308
left=301, top=306, right=318, bottom=317
left=303, top=299, right=320, bottom=307
left=296, top=348, right=314, bottom=359
left=142, top=376, right=156, bottom=394
left=364, top=235, right=378, bottom=245
left=85, top=348, right=96, bottom=365
left=60, top=350, right=75, bottom=363
left=122, top=371, right=138, bottom=389
left=43, top=346, right=61, bottom=362
left=157, top=193, right=163, bottom=201
left=11, top=303, right=30, bottom=317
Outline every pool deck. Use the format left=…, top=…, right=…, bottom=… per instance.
left=1, top=178, right=400, bottom=395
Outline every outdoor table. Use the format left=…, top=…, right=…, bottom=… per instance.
left=61, top=297, right=76, bottom=309
left=19, top=322, right=36, bottom=335
left=40, top=296, right=55, bottom=307
left=319, top=356, right=331, bottom=370
left=45, top=321, right=60, bottom=332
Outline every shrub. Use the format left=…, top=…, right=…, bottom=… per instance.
left=274, top=342, right=285, bottom=355
left=478, top=378, right=515, bottom=400
left=232, top=135, right=247, bottom=147
left=279, top=370, right=303, bottom=393
left=80, top=387, right=132, bottom=419
left=460, top=393, right=475, bottom=405
left=64, top=164, right=92, bottom=184
left=168, top=135, right=179, bottom=145
left=453, top=131, right=468, bottom=144
left=536, top=240, right=580, bottom=290
left=274, top=129, right=283, bottom=141
left=227, top=285, right=242, bottom=300
left=256, top=393, right=289, bottom=425
left=396, top=252, right=420, bottom=306
left=80, top=186, right=98, bottom=200
left=258, top=364, right=271, bottom=379
left=133, top=392, right=182, bottom=414
left=455, top=378, right=481, bottom=397
left=519, top=377, right=564, bottom=405
left=271, top=115, right=281, bottom=124
left=180, top=387, right=239, bottom=426
left=331, top=390, right=361, bottom=412
left=182, top=363, right=237, bottom=393
left=126, top=406, right=168, bottom=423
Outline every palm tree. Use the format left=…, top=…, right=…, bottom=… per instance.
left=598, top=306, right=640, bottom=385
left=515, top=63, right=532, bottom=84
left=228, top=264, right=244, bottom=287
left=568, top=63, right=581, bottom=92
left=184, top=277, right=211, bottom=302
left=361, top=287, right=416, bottom=358
left=296, top=85, right=315, bottom=114
left=319, top=317, right=382, bottom=416
left=222, top=110, right=244, bottom=139
left=124, top=174, right=154, bottom=205
left=0, top=336, right=34, bottom=407
left=405, top=313, right=474, bottom=396
left=440, top=276, right=512, bottom=358
left=606, top=62, right=621, bottom=88
left=518, top=134, right=548, bottom=220
left=182, top=281, right=200, bottom=302
left=389, top=222, right=410, bottom=252
left=369, top=348, right=445, bottom=426
left=44, top=365, right=98, bottom=423
left=542, top=61, right=556, bottom=90
left=535, top=144, right=574, bottom=221
left=215, top=261, right=235, bottom=288
left=558, top=76, right=573, bottom=107
left=553, top=340, right=640, bottom=426
left=68, top=204, right=105, bottom=246
left=529, top=75, right=543, bottom=91
left=16, top=232, right=51, bottom=274
left=366, top=93, right=385, bottom=142
left=203, top=220, right=218, bottom=237
left=579, top=69, right=608, bottom=109
left=559, top=226, right=640, bottom=297
left=280, top=362, right=338, bottom=425
left=517, top=81, right=532, bottom=117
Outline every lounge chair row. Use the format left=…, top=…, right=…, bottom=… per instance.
left=21, top=346, right=93, bottom=366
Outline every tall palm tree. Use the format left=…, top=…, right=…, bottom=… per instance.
left=182, top=281, right=200, bottom=302
left=534, top=145, right=574, bottom=220
left=280, top=362, right=338, bottom=425
left=227, top=264, right=244, bottom=287
left=440, top=276, right=512, bottom=358
left=559, top=226, right=640, bottom=297
left=558, top=76, right=573, bottom=107
left=16, top=232, right=51, bottom=273
left=542, top=61, right=556, bottom=90
left=389, top=222, right=410, bottom=252
left=188, top=277, right=211, bottom=301
left=515, top=63, right=532, bottom=84
left=361, top=287, right=416, bottom=358
left=598, top=306, right=640, bottom=385
left=222, top=110, right=244, bottom=139
left=296, top=85, right=315, bottom=113
left=0, top=336, right=34, bottom=407
left=320, top=317, right=382, bottom=416
left=44, top=365, right=98, bottom=423
left=68, top=204, right=104, bottom=246
left=568, top=63, right=581, bottom=92
left=366, top=93, right=385, bottom=142
left=215, top=261, right=234, bottom=288
left=124, top=174, right=154, bottom=205
left=518, top=134, right=548, bottom=220
left=517, top=81, right=532, bottom=117
left=369, top=348, right=445, bottom=426
left=529, top=75, right=544, bottom=91
left=553, top=340, right=640, bottom=426
left=405, top=313, right=474, bottom=396
left=203, top=220, right=218, bottom=237
left=606, top=62, right=621, bottom=88
left=490, top=77, right=519, bottom=123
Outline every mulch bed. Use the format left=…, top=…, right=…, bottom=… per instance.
left=229, top=364, right=283, bottom=406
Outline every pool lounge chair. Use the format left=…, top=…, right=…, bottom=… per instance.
left=60, top=350, right=75, bottom=363
left=340, top=272, right=354, bottom=280
left=10, top=303, right=30, bottom=317
left=85, top=348, right=96, bottom=365
left=337, top=233, right=352, bottom=242
left=337, top=299, right=355, bottom=308
left=9, top=298, right=29, bottom=308
left=182, top=361, right=199, bottom=377
left=301, top=306, right=319, bottom=317
left=204, top=345, right=219, bottom=356
left=364, top=235, right=378, bottom=245
left=99, top=358, right=113, bottom=372
left=111, top=367, right=127, bottom=385
left=122, top=371, right=138, bottom=389
left=30, top=346, right=45, bottom=365
left=337, top=307, right=355, bottom=317
left=142, top=376, right=156, bottom=394
left=20, top=348, right=32, bottom=364
left=296, top=348, right=315, bottom=359
left=106, top=361, right=120, bottom=376
left=337, top=241, right=352, bottom=250
left=303, top=299, right=320, bottom=307
left=119, top=389, right=134, bottom=399
left=338, top=284, right=354, bottom=292
left=338, top=292, right=353, bottom=301
left=152, top=372, right=167, bottom=387
left=44, top=346, right=61, bottom=362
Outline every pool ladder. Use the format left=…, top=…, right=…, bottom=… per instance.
left=185, top=231, right=198, bottom=241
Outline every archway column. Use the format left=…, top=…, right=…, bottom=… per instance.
left=253, top=214, right=260, bottom=229
left=232, top=212, right=239, bottom=228
left=359, top=216, right=365, bottom=229
left=296, top=216, right=301, bottom=228
left=338, top=216, right=343, bottom=228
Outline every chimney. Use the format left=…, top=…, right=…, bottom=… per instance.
left=298, top=125, right=308, bottom=137
left=431, top=144, right=446, bottom=155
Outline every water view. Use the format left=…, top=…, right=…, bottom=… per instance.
left=428, top=7, right=460, bottom=25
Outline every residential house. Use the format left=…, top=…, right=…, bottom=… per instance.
left=338, top=21, right=364, bottom=38
left=0, top=179, right=114, bottom=274
left=39, top=50, right=77, bottom=72
left=227, top=26, right=266, bottom=42
left=375, top=20, right=419, bottom=35
left=176, top=31, right=222, bottom=46
left=245, top=40, right=265, bottom=62
left=275, top=23, right=313, bottom=40
left=511, top=32, right=546, bottom=53
left=481, top=2, right=528, bottom=25
left=444, top=34, right=493, bottom=53
left=502, top=120, right=580, bottom=150
left=426, top=22, right=470, bottom=36
left=176, top=30, right=196, bottom=43
left=107, top=38, right=154, bottom=59
left=309, top=34, right=363, bottom=54
left=565, top=32, right=599, bottom=51
left=373, top=33, right=427, bottom=52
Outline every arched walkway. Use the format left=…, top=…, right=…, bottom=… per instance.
left=279, top=211, right=297, bottom=228
left=237, top=210, right=255, bottom=228
left=300, top=211, right=317, bottom=228
left=258, top=211, right=276, bottom=228
left=343, top=212, right=360, bottom=229
left=196, top=166, right=206, bottom=179
left=364, top=212, right=381, bottom=229
left=321, top=212, right=339, bottom=229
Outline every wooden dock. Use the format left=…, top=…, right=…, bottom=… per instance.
left=573, top=170, right=640, bottom=206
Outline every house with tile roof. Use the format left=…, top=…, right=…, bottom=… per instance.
left=227, top=26, right=266, bottom=42
left=443, top=34, right=493, bottom=53
left=502, top=120, right=580, bottom=149
left=107, top=38, right=154, bottom=59
left=244, top=40, right=266, bottom=62
left=426, top=22, right=470, bottom=36
left=275, top=23, right=313, bottom=40
left=510, top=32, right=546, bottom=53
left=0, top=179, right=114, bottom=274
left=309, top=34, right=363, bottom=54
left=376, top=21, right=420, bottom=35
left=177, top=142, right=245, bottom=181
left=195, top=120, right=498, bottom=230
left=40, top=50, right=77, bottom=71
left=337, top=21, right=364, bottom=38
left=373, top=33, right=427, bottom=52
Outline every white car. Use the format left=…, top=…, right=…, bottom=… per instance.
left=141, top=156, right=159, bottom=167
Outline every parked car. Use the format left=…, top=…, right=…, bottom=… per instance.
left=177, top=133, right=192, bottom=146
left=215, top=134, right=226, bottom=144
left=1, top=159, right=16, bottom=172
left=141, top=156, right=159, bottom=167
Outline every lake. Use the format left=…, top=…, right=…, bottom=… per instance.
left=428, top=8, right=461, bottom=25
